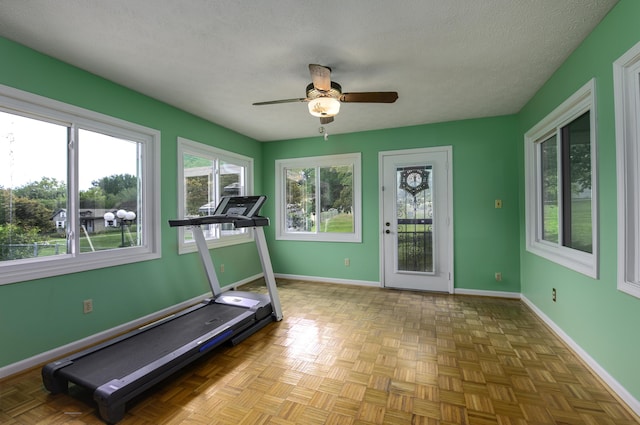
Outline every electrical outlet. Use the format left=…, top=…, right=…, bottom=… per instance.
left=495, top=199, right=503, bottom=209
left=552, top=288, right=557, bottom=302
left=83, top=299, right=93, bottom=314
left=220, top=264, right=225, bottom=273
left=344, top=258, right=350, bottom=267
left=495, top=272, right=502, bottom=282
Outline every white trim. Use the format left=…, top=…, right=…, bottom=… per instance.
left=378, top=146, right=454, bottom=294
left=614, top=40, right=640, bottom=299
left=0, top=272, right=263, bottom=380
left=274, top=273, right=380, bottom=288
left=524, top=79, right=598, bottom=278
left=275, top=153, right=362, bottom=243
left=454, top=288, right=521, bottom=299
left=0, top=84, right=161, bottom=285
left=176, top=137, right=254, bottom=254
left=522, top=295, right=640, bottom=417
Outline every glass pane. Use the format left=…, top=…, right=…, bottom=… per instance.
left=396, top=165, right=433, bottom=273
left=78, top=129, right=141, bottom=251
left=183, top=154, right=215, bottom=241
left=0, top=111, right=68, bottom=261
left=218, top=160, right=245, bottom=237
left=540, top=135, right=558, bottom=243
left=182, top=154, right=247, bottom=242
left=563, top=112, right=592, bottom=253
left=285, top=167, right=316, bottom=232
left=319, top=165, right=354, bottom=233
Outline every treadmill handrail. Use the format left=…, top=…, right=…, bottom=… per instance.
left=169, top=215, right=269, bottom=228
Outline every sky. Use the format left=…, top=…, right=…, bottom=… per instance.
left=0, top=110, right=138, bottom=191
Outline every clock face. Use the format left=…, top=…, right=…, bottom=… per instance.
left=400, top=168, right=429, bottom=196
left=406, top=172, right=422, bottom=188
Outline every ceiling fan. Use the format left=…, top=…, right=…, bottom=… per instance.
left=253, top=64, right=399, bottom=124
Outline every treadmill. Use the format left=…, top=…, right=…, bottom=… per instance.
left=42, top=195, right=283, bottom=424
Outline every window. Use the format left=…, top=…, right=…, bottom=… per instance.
left=275, top=153, right=361, bottom=242
left=0, top=84, right=160, bottom=285
left=614, top=40, right=640, bottom=298
left=176, top=137, right=253, bottom=253
left=524, top=79, right=598, bottom=278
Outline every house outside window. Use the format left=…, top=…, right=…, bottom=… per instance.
left=524, top=79, right=598, bottom=278
left=275, top=153, right=361, bottom=242
left=176, top=137, right=254, bottom=254
left=0, top=84, right=161, bottom=285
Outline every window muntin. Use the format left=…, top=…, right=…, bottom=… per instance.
left=0, top=84, right=160, bottom=285
left=614, top=40, right=640, bottom=298
left=524, top=79, right=597, bottom=278
left=177, top=137, right=253, bottom=253
left=276, top=153, right=361, bottom=242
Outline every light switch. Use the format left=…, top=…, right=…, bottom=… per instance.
left=495, top=199, right=502, bottom=209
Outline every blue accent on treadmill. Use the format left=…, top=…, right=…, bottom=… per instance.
left=199, top=329, right=234, bottom=352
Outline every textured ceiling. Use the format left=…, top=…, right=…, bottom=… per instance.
left=0, top=0, right=618, bottom=141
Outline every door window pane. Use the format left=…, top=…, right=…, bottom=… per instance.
left=0, top=111, right=68, bottom=261
left=396, top=166, right=433, bottom=273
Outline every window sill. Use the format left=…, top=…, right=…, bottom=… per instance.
left=526, top=241, right=598, bottom=279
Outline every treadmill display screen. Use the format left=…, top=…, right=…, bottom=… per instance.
left=213, top=195, right=266, bottom=218
left=227, top=207, right=247, bottom=216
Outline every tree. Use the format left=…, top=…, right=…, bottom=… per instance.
left=0, top=224, right=40, bottom=260
left=12, top=177, right=66, bottom=210
left=79, top=186, right=106, bottom=209
left=92, top=174, right=137, bottom=196
left=11, top=197, right=55, bottom=232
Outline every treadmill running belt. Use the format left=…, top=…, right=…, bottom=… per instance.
left=59, top=304, right=250, bottom=389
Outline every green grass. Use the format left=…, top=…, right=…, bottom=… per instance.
left=321, top=213, right=354, bottom=233
left=29, top=228, right=138, bottom=257
left=543, top=199, right=592, bottom=252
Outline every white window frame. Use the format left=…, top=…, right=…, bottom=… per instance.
left=0, top=84, right=161, bottom=286
left=614, top=40, right=640, bottom=299
left=275, top=153, right=361, bottom=242
left=524, top=79, right=598, bottom=278
left=176, top=137, right=254, bottom=254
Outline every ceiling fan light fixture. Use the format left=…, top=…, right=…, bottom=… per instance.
left=308, top=97, right=340, bottom=117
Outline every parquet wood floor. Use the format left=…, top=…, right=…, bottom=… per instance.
left=1, top=279, right=638, bottom=424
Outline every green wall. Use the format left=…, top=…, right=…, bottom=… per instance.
left=261, top=115, right=521, bottom=292
left=518, top=0, right=640, bottom=401
left=0, top=37, right=265, bottom=367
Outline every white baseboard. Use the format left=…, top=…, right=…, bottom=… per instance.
left=454, top=288, right=521, bottom=299
left=0, top=273, right=263, bottom=380
left=274, top=273, right=381, bottom=288
left=521, top=295, right=640, bottom=417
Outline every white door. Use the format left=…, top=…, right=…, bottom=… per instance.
left=379, top=147, right=453, bottom=292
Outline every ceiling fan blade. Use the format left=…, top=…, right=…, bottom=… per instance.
left=320, top=116, right=334, bottom=125
left=309, top=64, right=331, bottom=92
left=252, top=98, right=307, bottom=105
left=340, top=92, right=399, bottom=103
